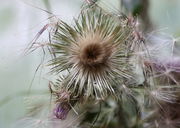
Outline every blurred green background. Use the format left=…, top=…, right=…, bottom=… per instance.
left=0, top=0, right=180, bottom=127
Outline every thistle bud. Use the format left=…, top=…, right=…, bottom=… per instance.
left=53, top=102, right=71, bottom=120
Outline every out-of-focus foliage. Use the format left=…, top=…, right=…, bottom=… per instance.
left=0, top=7, right=15, bottom=33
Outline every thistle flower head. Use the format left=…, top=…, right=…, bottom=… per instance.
left=48, top=6, right=136, bottom=100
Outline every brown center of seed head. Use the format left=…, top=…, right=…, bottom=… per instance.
left=80, top=42, right=111, bottom=67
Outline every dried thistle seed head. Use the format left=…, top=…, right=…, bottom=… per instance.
left=49, top=7, right=135, bottom=100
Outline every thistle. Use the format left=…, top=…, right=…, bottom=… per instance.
left=22, top=1, right=180, bottom=128
left=48, top=6, right=136, bottom=100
